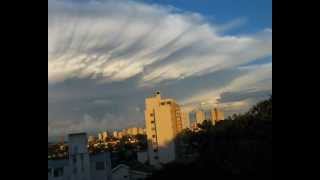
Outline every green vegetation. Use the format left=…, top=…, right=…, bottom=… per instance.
left=147, top=96, right=272, bottom=179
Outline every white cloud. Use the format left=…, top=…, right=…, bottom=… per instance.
left=48, top=0, right=272, bottom=85
left=180, top=62, right=272, bottom=111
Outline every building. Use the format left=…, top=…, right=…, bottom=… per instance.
left=112, top=131, right=124, bottom=139
left=88, top=135, right=97, bottom=143
left=211, top=108, right=224, bottom=124
left=118, top=131, right=124, bottom=139
left=98, top=133, right=103, bottom=141
left=138, top=128, right=146, bottom=135
left=48, top=133, right=112, bottom=180
left=144, top=91, right=182, bottom=167
left=189, top=111, right=197, bottom=130
left=113, top=131, right=119, bottom=138
left=102, top=131, right=108, bottom=141
left=195, top=110, right=205, bottom=124
left=126, top=127, right=139, bottom=136
left=181, top=111, right=190, bottom=129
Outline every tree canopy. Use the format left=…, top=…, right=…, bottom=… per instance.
left=147, top=96, right=272, bottom=179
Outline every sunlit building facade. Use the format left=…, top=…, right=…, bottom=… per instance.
left=144, top=91, right=182, bottom=167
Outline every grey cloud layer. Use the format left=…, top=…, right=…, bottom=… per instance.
left=48, top=0, right=272, bottom=139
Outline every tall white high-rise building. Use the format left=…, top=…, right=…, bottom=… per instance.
left=144, top=91, right=182, bottom=167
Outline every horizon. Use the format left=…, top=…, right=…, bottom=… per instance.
left=48, top=0, right=272, bottom=140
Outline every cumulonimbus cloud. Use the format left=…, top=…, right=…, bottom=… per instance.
left=48, top=0, right=272, bottom=85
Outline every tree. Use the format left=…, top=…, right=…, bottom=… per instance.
left=147, top=96, right=272, bottom=179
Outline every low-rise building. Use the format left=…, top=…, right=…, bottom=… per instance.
left=48, top=133, right=112, bottom=180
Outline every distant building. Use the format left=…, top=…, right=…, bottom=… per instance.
left=48, top=133, right=112, bottom=180
left=118, top=131, right=124, bottom=139
left=112, top=130, right=124, bottom=139
left=181, top=111, right=190, bottom=129
left=189, top=111, right=197, bottom=130
left=126, top=127, right=139, bottom=136
left=88, top=135, right=97, bottom=143
left=98, top=133, right=103, bottom=141
left=195, top=110, right=205, bottom=124
left=113, top=131, right=119, bottom=138
left=102, top=131, right=108, bottom=141
left=144, top=91, right=182, bottom=167
left=211, top=108, right=224, bottom=124
left=138, top=128, right=146, bottom=135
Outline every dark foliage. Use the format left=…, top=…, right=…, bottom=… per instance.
left=147, top=96, right=272, bottom=180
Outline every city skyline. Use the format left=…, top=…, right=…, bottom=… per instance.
left=48, top=0, right=272, bottom=140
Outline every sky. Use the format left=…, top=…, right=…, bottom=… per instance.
left=48, top=0, right=272, bottom=140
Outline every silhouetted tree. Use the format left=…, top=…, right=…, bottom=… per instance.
left=147, top=96, right=272, bottom=179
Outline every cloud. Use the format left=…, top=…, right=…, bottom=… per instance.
left=48, top=0, right=271, bottom=85
left=48, top=0, right=272, bottom=139
left=180, top=62, right=272, bottom=115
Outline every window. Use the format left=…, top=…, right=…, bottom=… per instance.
left=53, top=167, right=64, bottom=177
left=152, top=135, right=156, bottom=138
left=96, top=161, right=105, bottom=170
left=161, top=102, right=165, bottom=105
left=150, top=113, right=154, bottom=117
left=167, top=102, right=171, bottom=105
left=151, top=128, right=156, bottom=131
left=153, top=149, right=158, bottom=152
left=74, top=145, right=78, bottom=154
left=151, top=120, right=155, bottom=124
left=73, top=156, right=77, bottom=164
left=48, top=168, right=52, bottom=177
